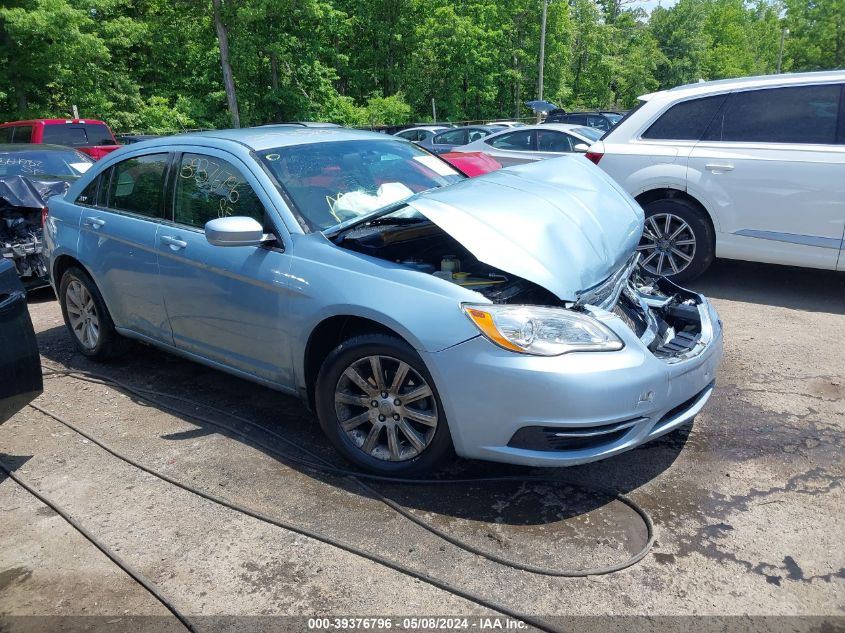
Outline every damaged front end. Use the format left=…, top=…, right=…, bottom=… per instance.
left=0, top=177, right=68, bottom=290
left=577, top=253, right=714, bottom=363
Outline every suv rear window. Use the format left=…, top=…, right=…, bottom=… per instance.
left=642, top=95, right=727, bottom=141
left=42, top=123, right=115, bottom=146
left=704, top=84, right=840, bottom=145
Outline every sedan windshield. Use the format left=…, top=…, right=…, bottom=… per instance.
left=572, top=126, right=603, bottom=142
left=259, top=139, right=463, bottom=231
left=0, top=149, right=93, bottom=179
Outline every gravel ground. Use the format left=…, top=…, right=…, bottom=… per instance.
left=1, top=259, right=843, bottom=632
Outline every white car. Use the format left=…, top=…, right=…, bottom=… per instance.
left=588, top=71, right=845, bottom=280
left=453, top=123, right=603, bottom=167
left=394, top=126, right=448, bottom=143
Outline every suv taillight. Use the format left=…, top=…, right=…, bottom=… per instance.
left=41, top=207, right=48, bottom=228
left=585, top=151, right=603, bottom=165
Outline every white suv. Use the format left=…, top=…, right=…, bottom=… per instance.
left=588, top=71, right=845, bottom=281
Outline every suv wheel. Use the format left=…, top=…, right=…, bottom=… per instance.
left=59, top=267, right=130, bottom=359
left=315, top=333, right=454, bottom=476
left=638, top=198, right=715, bottom=282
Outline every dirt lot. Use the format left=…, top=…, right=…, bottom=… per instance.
left=1, top=259, right=843, bottom=632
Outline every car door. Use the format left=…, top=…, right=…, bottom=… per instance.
left=483, top=129, right=537, bottom=166
left=0, top=259, right=42, bottom=424
left=77, top=152, right=173, bottom=342
left=155, top=149, right=294, bottom=386
left=687, top=83, right=845, bottom=269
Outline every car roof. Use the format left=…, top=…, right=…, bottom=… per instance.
left=643, top=70, right=845, bottom=101
left=0, top=143, right=90, bottom=153
left=141, top=126, right=391, bottom=151
left=400, top=126, right=446, bottom=132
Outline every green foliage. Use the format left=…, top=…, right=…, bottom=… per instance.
left=0, top=0, right=838, bottom=131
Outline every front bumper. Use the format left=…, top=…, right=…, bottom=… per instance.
left=423, top=295, right=723, bottom=467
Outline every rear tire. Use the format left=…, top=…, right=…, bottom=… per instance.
left=59, top=267, right=130, bottom=360
left=639, top=198, right=715, bottom=282
left=315, top=333, right=454, bottom=476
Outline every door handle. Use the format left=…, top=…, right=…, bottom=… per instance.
left=83, top=217, right=106, bottom=229
left=705, top=163, right=734, bottom=173
left=160, top=235, right=188, bottom=250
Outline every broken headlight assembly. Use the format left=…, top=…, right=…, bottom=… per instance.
left=462, top=304, right=624, bottom=356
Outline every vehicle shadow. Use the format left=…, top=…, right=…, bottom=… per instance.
left=0, top=454, right=32, bottom=486
left=690, top=258, right=845, bottom=315
left=35, top=323, right=688, bottom=533
left=25, top=286, right=56, bottom=305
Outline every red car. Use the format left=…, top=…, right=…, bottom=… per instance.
left=440, top=151, right=502, bottom=177
left=0, top=119, right=121, bottom=160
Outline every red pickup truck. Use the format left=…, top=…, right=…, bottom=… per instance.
left=0, top=119, right=121, bottom=160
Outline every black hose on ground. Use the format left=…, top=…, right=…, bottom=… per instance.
left=0, top=459, right=199, bottom=633
left=15, top=363, right=658, bottom=632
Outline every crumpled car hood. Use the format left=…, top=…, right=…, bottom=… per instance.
left=0, top=176, right=71, bottom=209
left=405, top=156, right=644, bottom=301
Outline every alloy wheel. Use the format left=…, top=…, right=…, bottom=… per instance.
left=334, top=355, right=438, bottom=462
left=65, top=280, right=100, bottom=350
left=637, top=213, right=697, bottom=276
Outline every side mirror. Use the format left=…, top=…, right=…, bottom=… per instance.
left=573, top=143, right=590, bottom=153
left=204, top=216, right=265, bottom=247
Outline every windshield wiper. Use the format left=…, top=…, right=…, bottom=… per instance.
left=367, top=216, right=427, bottom=226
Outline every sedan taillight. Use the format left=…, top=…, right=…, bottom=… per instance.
left=585, top=151, right=604, bottom=165
left=41, top=207, right=48, bottom=228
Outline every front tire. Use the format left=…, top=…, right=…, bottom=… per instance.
left=59, top=267, right=130, bottom=360
left=638, top=198, right=715, bottom=282
left=315, top=333, right=454, bottom=476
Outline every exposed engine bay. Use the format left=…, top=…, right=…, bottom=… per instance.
left=336, top=218, right=709, bottom=362
left=0, top=176, right=68, bottom=289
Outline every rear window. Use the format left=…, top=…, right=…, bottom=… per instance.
left=42, top=125, right=88, bottom=146
left=0, top=149, right=92, bottom=178
left=42, top=123, right=115, bottom=147
left=704, top=84, right=841, bottom=145
left=642, top=95, right=727, bottom=141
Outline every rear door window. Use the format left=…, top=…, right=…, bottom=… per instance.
left=488, top=129, right=534, bottom=151
left=173, top=153, right=266, bottom=228
left=537, top=130, right=574, bottom=152
left=705, top=84, right=840, bottom=145
left=433, top=129, right=466, bottom=145
left=42, top=125, right=88, bottom=146
left=0, top=128, right=11, bottom=143
left=104, top=153, right=169, bottom=218
left=587, top=115, right=610, bottom=131
left=642, top=95, right=727, bottom=141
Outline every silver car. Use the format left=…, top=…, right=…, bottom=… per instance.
left=454, top=123, right=603, bottom=166
left=44, top=127, right=722, bottom=475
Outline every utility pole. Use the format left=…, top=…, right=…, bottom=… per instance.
left=538, top=0, right=549, bottom=103
left=777, top=27, right=789, bottom=74
left=212, top=0, right=240, bottom=128
left=432, top=98, right=437, bottom=123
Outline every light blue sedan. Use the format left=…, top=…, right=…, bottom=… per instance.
left=44, top=127, right=723, bottom=475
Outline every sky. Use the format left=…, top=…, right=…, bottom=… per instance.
left=631, top=0, right=679, bottom=13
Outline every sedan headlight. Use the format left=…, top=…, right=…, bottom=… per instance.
left=462, top=304, right=624, bottom=356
